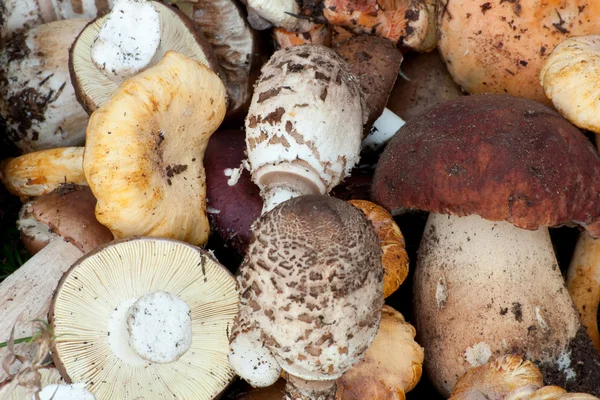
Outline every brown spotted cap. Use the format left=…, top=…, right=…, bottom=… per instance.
left=235, top=194, right=384, bottom=382
left=372, top=94, right=600, bottom=237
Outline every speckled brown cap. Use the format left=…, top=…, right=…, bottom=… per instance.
left=372, top=94, right=600, bottom=237
left=231, top=194, right=383, bottom=395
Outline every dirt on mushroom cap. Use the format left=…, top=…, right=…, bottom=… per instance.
left=372, top=94, right=600, bottom=237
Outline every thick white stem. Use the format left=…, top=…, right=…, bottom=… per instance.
left=91, top=0, right=161, bottom=83
left=261, top=185, right=304, bottom=214
left=414, top=213, right=581, bottom=397
left=361, top=108, right=406, bottom=151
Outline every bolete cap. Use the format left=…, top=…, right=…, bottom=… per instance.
left=372, top=94, right=600, bottom=237
left=49, top=237, right=238, bottom=399
left=69, top=0, right=220, bottom=114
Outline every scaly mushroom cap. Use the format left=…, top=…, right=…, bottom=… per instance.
left=437, top=0, right=600, bottom=104
left=70, top=0, right=220, bottom=114
left=335, top=305, right=424, bottom=399
left=0, top=147, right=85, bottom=200
left=246, top=45, right=365, bottom=211
left=18, top=184, right=114, bottom=255
left=372, top=94, right=600, bottom=237
left=83, top=51, right=226, bottom=246
left=540, top=35, right=600, bottom=134
left=0, top=19, right=89, bottom=152
left=348, top=200, right=409, bottom=298
left=232, top=195, right=383, bottom=384
left=50, top=237, right=238, bottom=399
left=449, top=355, right=543, bottom=400
left=333, top=35, right=403, bottom=133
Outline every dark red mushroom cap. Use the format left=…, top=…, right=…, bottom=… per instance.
left=372, top=94, right=600, bottom=237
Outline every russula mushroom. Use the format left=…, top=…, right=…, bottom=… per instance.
left=0, top=367, right=96, bottom=400
left=273, top=24, right=331, bottom=49
left=387, top=51, right=463, bottom=123
left=437, top=0, right=600, bottom=104
left=228, top=195, right=384, bottom=399
left=244, top=45, right=366, bottom=214
left=171, top=0, right=267, bottom=120
left=204, top=130, right=263, bottom=255
left=83, top=51, right=226, bottom=245
left=372, top=94, right=600, bottom=396
left=322, top=0, right=429, bottom=50
left=0, top=147, right=86, bottom=200
left=450, top=355, right=600, bottom=400
left=3, top=0, right=111, bottom=38
left=229, top=305, right=423, bottom=400
left=49, top=237, right=238, bottom=399
left=0, top=19, right=90, bottom=153
left=567, top=232, right=600, bottom=354
left=69, top=0, right=220, bottom=113
left=348, top=200, right=409, bottom=298
left=17, top=184, right=114, bottom=255
left=540, top=35, right=600, bottom=143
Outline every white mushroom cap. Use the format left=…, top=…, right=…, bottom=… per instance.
left=245, top=45, right=366, bottom=213
left=90, top=0, right=162, bottom=83
left=246, top=0, right=315, bottom=32
left=50, top=237, right=239, bottom=399
left=0, top=367, right=95, bottom=400
left=0, top=19, right=90, bottom=152
left=38, top=383, right=96, bottom=400
left=540, top=35, right=600, bottom=134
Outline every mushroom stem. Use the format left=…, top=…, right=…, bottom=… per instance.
left=567, top=231, right=600, bottom=354
left=284, top=375, right=336, bottom=400
left=262, top=185, right=305, bottom=214
left=414, top=213, right=600, bottom=396
left=90, top=0, right=161, bottom=83
left=361, top=108, right=406, bottom=151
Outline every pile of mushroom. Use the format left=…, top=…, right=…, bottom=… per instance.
left=5, top=0, right=600, bottom=399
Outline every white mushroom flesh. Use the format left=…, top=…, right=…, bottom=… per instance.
left=91, top=0, right=161, bottom=83
left=126, top=291, right=193, bottom=363
left=38, top=383, right=96, bottom=400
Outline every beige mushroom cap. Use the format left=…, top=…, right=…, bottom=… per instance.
left=540, top=35, right=600, bottom=134
left=0, top=147, right=85, bottom=200
left=50, top=237, right=238, bottom=399
left=83, top=51, right=226, bottom=246
left=437, top=0, right=600, bottom=104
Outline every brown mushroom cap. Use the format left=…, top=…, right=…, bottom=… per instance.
left=69, top=1, right=220, bottom=114
left=18, top=184, right=114, bottom=255
left=387, top=51, right=463, bottom=122
left=232, top=195, right=383, bottom=388
left=436, top=0, right=600, bottom=104
left=372, top=94, right=600, bottom=237
left=334, top=35, right=403, bottom=133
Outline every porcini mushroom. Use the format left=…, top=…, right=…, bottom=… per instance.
left=436, top=0, right=600, bottom=104
left=228, top=195, right=384, bottom=399
left=17, top=184, right=113, bottom=255
left=450, top=355, right=600, bottom=400
left=0, top=147, right=86, bottom=200
left=372, top=94, right=600, bottom=396
left=244, top=45, right=366, bottom=214
left=348, top=200, right=409, bottom=298
left=69, top=0, right=220, bottom=113
left=0, top=19, right=90, bottom=153
left=83, top=51, right=226, bottom=245
left=50, top=237, right=238, bottom=399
